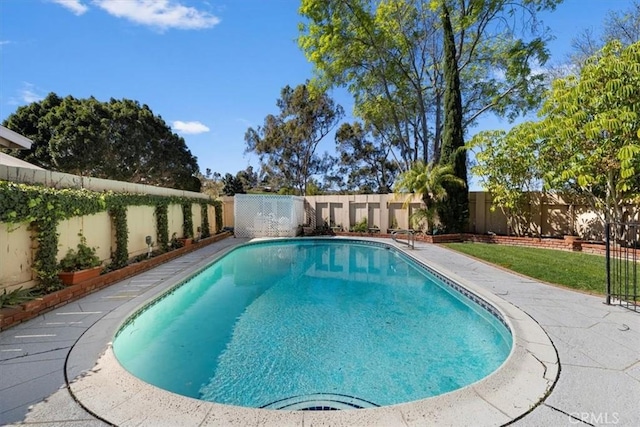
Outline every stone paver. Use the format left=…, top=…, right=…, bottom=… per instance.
left=1, top=236, right=638, bottom=426
left=0, top=237, right=242, bottom=426
left=408, top=244, right=640, bottom=427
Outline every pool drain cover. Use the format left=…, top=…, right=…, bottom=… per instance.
left=261, top=393, right=379, bottom=411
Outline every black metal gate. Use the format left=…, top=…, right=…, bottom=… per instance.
left=605, top=222, right=640, bottom=312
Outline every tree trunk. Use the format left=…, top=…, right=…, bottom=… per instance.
left=433, top=89, right=443, bottom=164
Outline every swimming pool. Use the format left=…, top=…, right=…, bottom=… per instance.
left=113, top=238, right=512, bottom=410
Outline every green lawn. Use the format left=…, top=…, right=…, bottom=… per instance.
left=443, top=242, right=606, bottom=294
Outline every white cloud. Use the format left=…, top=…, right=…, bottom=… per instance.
left=8, top=83, right=45, bottom=105
left=21, top=89, right=43, bottom=104
left=19, top=83, right=45, bottom=104
left=172, top=120, right=210, bottom=134
left=93, top=0, right=220, bottom=30
left=50, top=0, right=89, bottom=15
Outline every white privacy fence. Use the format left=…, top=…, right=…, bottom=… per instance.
left=234, top=194, right=304, bottom=238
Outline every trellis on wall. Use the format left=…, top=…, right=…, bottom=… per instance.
left=234, top=194, right=304, bottom=238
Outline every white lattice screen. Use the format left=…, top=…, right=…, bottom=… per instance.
left=234, top=194, right=304, bottom=238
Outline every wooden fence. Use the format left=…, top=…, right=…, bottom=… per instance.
left=221, top=192, right=616, bottom=241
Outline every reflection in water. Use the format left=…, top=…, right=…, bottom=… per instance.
left=113, top=240, right=511, bottom=408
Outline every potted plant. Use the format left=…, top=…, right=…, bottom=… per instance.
left=168, top=232, right=179, bottom=249
left=180, top=204, right=194, bottom=246
left=58, top=234, right=102, bottom=285
left=177, top=236, right=193, bottom=247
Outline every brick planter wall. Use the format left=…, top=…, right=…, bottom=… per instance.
left=332, top=230, right=608, bottom=254
left=459, top=234, right=608, bottom=255
left=461, top=234, right=582, bottom=251
left=0, top=232, right=232, bottom=331
left=581, top=243, right=606, bottom=255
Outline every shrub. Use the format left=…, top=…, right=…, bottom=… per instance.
left=352, top=217, right=368, bottom=233
left=0, top=287, right=34, bottom=308
left=59, top=234, right=101, bottom=272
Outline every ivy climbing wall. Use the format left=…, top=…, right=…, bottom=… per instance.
left=0, top=202, right=219, bottom=294
left=1, top=165, right=222, bottom=294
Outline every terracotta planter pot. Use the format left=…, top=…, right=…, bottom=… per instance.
left=58, top=266, right=102, bottom=286
left=178, top=238, right=193, bottom=247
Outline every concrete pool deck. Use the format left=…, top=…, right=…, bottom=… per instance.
left=1, top=236, right=638, bottom=426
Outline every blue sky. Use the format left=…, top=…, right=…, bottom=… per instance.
left=0, top=0, right=632, bottom=187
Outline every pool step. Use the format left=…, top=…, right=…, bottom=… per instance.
left=261, top=393, right=379, bottom=411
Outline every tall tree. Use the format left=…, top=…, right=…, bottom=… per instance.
left=437, top=0, right=468, bottom=232
left=334, top=122, right=399, bottom=193
left=538, top=40, right=640, bottom=224
left=236, top=166, right=259, bottom=191
left=469, top=122, right=543, bottom=236
left=198, top=170, right=224, bottom=198
left=570, top=1, right=640, bottom=67
left=245, top=84, right=343, bottom=195
left=2, top=93, right=63, bottom=169
left=2, top=93, right=201, bottom=191
left=299, top=0, right=438, bottom=167
left=222, top=173, right=245, bottom=196
left=480, top=41, right=640, bottom=226
left=299, top=0, right=559, bottom=170
left=604, top=1, right=640, bottom=46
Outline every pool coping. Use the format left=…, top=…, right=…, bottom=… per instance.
left=67, top=236, right=559, bottom=426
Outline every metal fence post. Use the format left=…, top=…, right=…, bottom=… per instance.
left=605, top=222, right=611, bottom=305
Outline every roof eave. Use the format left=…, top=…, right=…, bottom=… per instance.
left=0, top=125, right=33, bottom=149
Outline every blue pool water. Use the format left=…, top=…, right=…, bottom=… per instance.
left=113, top=239, right=512, bottom=409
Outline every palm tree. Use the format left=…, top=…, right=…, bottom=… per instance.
left=393, top=161, right=465, bottom=234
